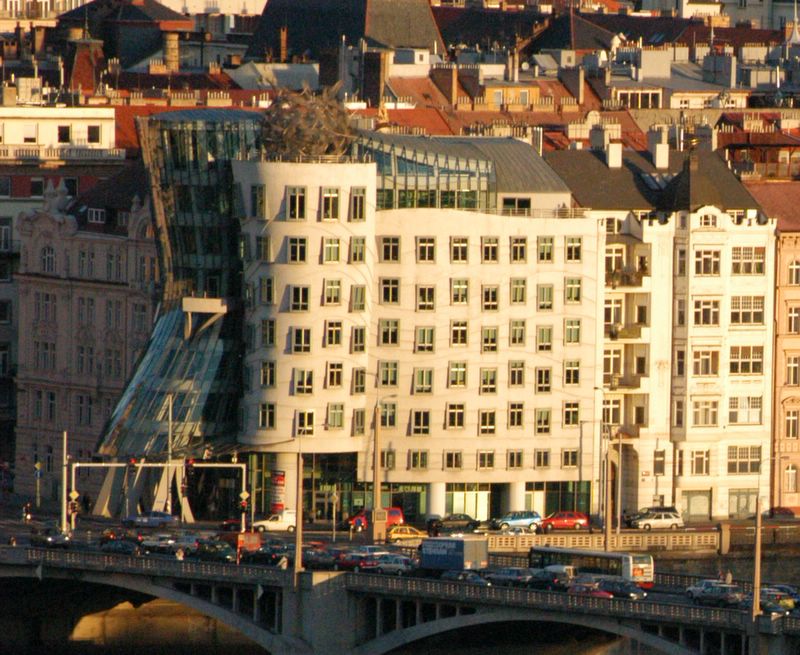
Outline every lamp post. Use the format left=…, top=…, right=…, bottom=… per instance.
left=615, top=427, right=623, bottom=536
left=166, top=394, right=173, bottom=515
left=371, top=394, right=396, bottom=544
left=604, top=424, right=612, bottom=551
left=752, top=496, right=762, bottom=621
left=293, top=435, right=303, bottom=583
left=60, top=430, right=68, bottom=534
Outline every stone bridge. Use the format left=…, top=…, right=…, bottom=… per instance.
left=0, top=546, right=798, bottom=655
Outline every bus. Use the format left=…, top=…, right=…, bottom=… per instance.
left=529, top=546, right=655, bottom=588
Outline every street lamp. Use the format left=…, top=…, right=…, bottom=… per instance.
left=371, top=394, right=397, bottom=544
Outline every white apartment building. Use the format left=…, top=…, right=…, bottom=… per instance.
left=235, top=134, right=603, bottom=522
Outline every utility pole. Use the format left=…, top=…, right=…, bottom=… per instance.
left=616, top=428, right=623, bottom=536
left=60, top=430, right=68, bottom=534
left=752, top=496, right=762, bottom=620
left=166, top=393, right=173, bottom=515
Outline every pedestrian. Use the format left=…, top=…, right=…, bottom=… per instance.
left=175, top=548, right=185, bottom=561
left=7, top=536, right=15, bottom=546
left=725, top=570, right=733, bottom=584
left=277, top=555, right=289, bottom=570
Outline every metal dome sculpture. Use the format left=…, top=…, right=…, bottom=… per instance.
left=261, top=83, right=352, bottom=157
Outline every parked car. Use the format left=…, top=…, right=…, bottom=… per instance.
left=345, top=507, right=405, bottom=532
left=334, top=552, right=380, bottom=572
left=598, top=579, right=648, bottom=600
left=568, top=582, right=613, bottom=599
left=491, top=511, right=542, bottom=532
left=538, top=511, right=590, bottom=532
left=241, top=545, right=285, bottom=567
left=100, top=539, right=142, bottom=556
left=484, top=567, right=538, bottom=587
left=688, top=581, right=745, bottom=607
left=303, top=547, right=337, bottom=571
left=30, top=526, right=70, bottom=549
left=440, top=570, right=492, bottom=586
left=631, top=510, right=684, bottom=531
left=386, top=525, right=426, bottom=544
left=351, top=545, right=391, bottom=557
left=188, top=541, right=237, bottom=563
left=525, top=568, right=573, bottom=592
left=122, top=511, right=179, bottom=529
left=252, top=510, right=297, bottom=533
left=427, top=513, right=481, bottom=535
left=375, top=554, right=414, bottom=576
left=623, top=506, right=679, bottom=528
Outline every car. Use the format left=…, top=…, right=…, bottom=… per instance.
left=241, top=545, right=285, bottom=567
left=345, top=507, right=405, bottom=532
left=141, top=533, right=178, bottom=556
left=623, top=506, right=679, bottom=528
left=188, top=540, right=237, bottom=563
left=99, top=527, right=144, bottom=546
left=122, top=511, right=179, bottom=529
left=568, top=582, right=614, bottom=599
left=375, top=554, right=414, bottom=576
left=525, top=568, right=573, bottom=592
left=100, top=539, right=142, bottom=556
left=538, top=511, right=590, bottom=532
left=768, top=584, right=800, bottom=603
left=689, top=581, right=745, bottom=607
left=440, top=570, right=492, bottom=586
left=219, top=517, right=252, bottom=532
left=739, top=589, right=794, bottom=615
left=484, top=567, right=538, bottom=587
left=491, top=511, right=542, bottom=532
left=631, top=511, right=684, bottom=531
left=386, top=525, right=426, bottom=544
left=597, top=579, right=648, bottom=600
left=252, top=510, right=297, bottom=533
left=30, top=526, right=70, bottom=549
left=351, top=545, right=391, bottom=557
left=303, top=548, right=338, bottom=571
left=427, top=513, right=481, bottom=535
left=334, top=552, right=380, bottom=572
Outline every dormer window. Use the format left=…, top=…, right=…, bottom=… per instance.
left=88, top=208, right=106, bottom=224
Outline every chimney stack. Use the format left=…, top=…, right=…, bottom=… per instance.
left=163, top=32, right=180, bottom=73
left=647, top=126, right=669, bottom=169
left=279, top=25, right=288, bottom=63
left=606, top=142, right=622, bottom=168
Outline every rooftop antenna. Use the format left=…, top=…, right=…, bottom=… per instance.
left=789, top=0, right=800, bottom=45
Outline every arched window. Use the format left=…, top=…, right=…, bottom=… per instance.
left=786, top=464, right=798, bottom=494
left=41, top=246, right=55, bottom=274
left=789, top=261, right=800, bottom=286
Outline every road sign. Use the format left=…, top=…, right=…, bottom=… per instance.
left=69, top=491, right=80, bottom=501
left=239, top=491, right=250, bottom=501
left=34, top=470, right=42, bottom=479
left=34, top=462, right=42, bottom=471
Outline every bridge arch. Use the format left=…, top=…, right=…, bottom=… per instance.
left=350, top=606, right=696, bottom=655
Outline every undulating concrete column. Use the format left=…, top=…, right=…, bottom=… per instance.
left=428, top=482, right=446, bottom=518
left=509, top=481, right=526, bottom=513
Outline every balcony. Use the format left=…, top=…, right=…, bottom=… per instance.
left=605, top=267, right=648, bottom=288
left=604, top=374, right=642, bottom=390
left=0, top=145, right=126, bottom=162
left=605, top=324, right=643, bottom=340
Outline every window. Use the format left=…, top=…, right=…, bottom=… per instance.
left=288, top=237, right=307, bottom=263
left=380, top=278, right=400, bottom=304
left=321, top=187, right=339, bottom=220
left=731, top=247, right=765, bottom=275
left=380, top=237, right=400, bottom=262
left=379, top=319, right=399, bottom=346
left=260, top=361, right=276, bottom=387
left=731, top=296, right=764, bottom=325
left=730, top=346, right=763, bottom=375
left=727, top=445, right=761, bottom=474
left=349, top=187, right=366, bottom=221
left=352, top=367, right=366, bottom=394
left=477, top=451, right=495, bottom=470
left=692, top=399, right=719, bottom=426
left=693, top=299, right=720, bottom=326
left=536, top=325, right=552, bottom=351
left=294, top=369, right=314, bottom=394
left=788, top=410, right=800, bottom=438
left=691, top=450, right=710, bottom=475
left=296, top=410, right=314, bottom=435
left=534, top=450, right=550, bottom=469
left=88, top=208, right=106, bottom=224
left=535, top=367, right=551, bottom=393
left=602, top=399, right=621, bottom=426
left=350, top=285, right=366, bottom=311
left=509, top=361, right=524, bottom=387
left=447, top=403, right=465, bottom=428
left=675, top=349, right=685, bottom=376
left=508, top=402, right=524, bottom=428
left=451, top=279, right=469, bottom=304
left=250, top=184, right=265, bottom=218
left=561, top=449, right=578, bottom=468
left=786, top=465, right=798, bottom=494
left=480, top=368, right=497, bottom=394
left=564, top=360, right=580, bottom=385
left=76, top=345, right=93, bottom=374
left=450, top=237, right=468, bottom=263
left=482, top=285, right=499, bottom=311
left=508, top=319, right=527, bottom=346
left=414, top=368, right=433, bottom=394
left=0, top=301, right=11, bottom=325
left=694, top=250, right=720, bottom=275
left=565, top=277, right=582, bottom=303
left=692, top=350, right=719, bottom=376
left=416, top=237, right=436, bottom=262
left=41, top=246, right=55, bottom=274
left=255, top=236, right=271, bottom=261
left=729, top=396, right=762, bottom=424
left=259, top=403, right=275, bottom=429
left=479, top=409, right=496, bottom=434
left=412, top=410, right=430, bottom=435
left=564, top=401, right=579, bottom=426
left=34, top=341, right=56, bottom=370
left=351, top=326, right=366, bottom=353
left=352, top=409, right=365, bottom=435
left=566, top=237, right=582, bottom=262
left=417, top=286, right=435, bottom=311
left=408, top=450, right=428, bottom=470
left=287, top=187, right=306, bottom=220
left=290, top=286, right=309, bottom=311
left=606, top=245, right=624, bottom=273
left=699, top=214, right=717, bottom=228
left=322, top=238, right=340, bottom=263
left=261, top=319, right=275, bottom=347
left=481, top=237, right=498, bottom=263
left=675, top=299, right=686, bottom=326
left=510, top=236, right=527, bottom=263
left=537, top=236, right=554, bottom=262
left=87, top=125, right=100, bottom=143
left=326, top=362, right=343, bottom=388
left=510, top=278, right=526, bottom=305
left=565, top=319, right=581, bottom=344
left=535, top=408, right=551, bottom=434
left=790, top=261, right=800, bottom=285
left=292, top=327, right=311, bottom=353
left=415, top=327, right=435, bottom=353
left=537, top=285, right=553, bottom=310
left=444, top=451, right=463, bottom=470
left=481, top=326, right=498, bottom=352
left=350, top=237, right=365, bottom=263
left=450, top=321, right=468, bottom=346
left=654, top=450, right=666, bottom=476
left=326, top=403, right=344, bottom=429
left=378, top=361, right=398, bottom=387
left=790, top=307, right=800, bottom=333
left=58, top=125, right=70, bottom=143
left=448, top=362, right=467, bottom=388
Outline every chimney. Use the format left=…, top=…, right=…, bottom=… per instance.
left=689, top=153, right=699, bottom=172
left=32, top=25, right=45, bottom=56
left=279, top=25, right=288, bottom=63
left=532, top=126, right=543, bottom=155
left=163, top=32, right=179, bottom=73
left=589, top=124, right=610, bottom=151
left=606, top=142, right=622, bottom=168
left=647, top=126, right=669, bottom=169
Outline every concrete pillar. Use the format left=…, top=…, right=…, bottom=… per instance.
left=395, top=599, right=401, bottom=630
left=415, top=600, right=422, bottom=626
left=720, top=632, right=726, bottom=655
left=253, top=589, right=261, bottom=623
left=428, top=482, right=446, bottom=518
left=375, top=598, right=382, bottom=638
left=211, top=585, right=218, bottom=605
left=679, top=627, right=685, bottom=646
left=275, top=452, right=301, bottom=511
left=232, top=588, right=239, bottom=613
left=435, top=603, right=442, bottom=620
left=699, top=629, right=705, bottom=655
left=509, top=480, right=526, bottom=512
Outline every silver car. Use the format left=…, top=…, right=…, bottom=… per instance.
left=375, top=554, right=414, bottom=576
left=631, top=511, right=684, bottom=530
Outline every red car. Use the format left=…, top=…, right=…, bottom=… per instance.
left=568, top=582, right=613, bottom=599
left=334, top=552, right=380, bottom=572
left=538, top=511, right=590, bottom=532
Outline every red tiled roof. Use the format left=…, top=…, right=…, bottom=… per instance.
left=746, top=181, right=800, bottom=232
left=385, top=76, right=453, bottom=108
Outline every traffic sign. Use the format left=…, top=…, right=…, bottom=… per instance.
left=69, top=491, right=80, bottom=501
left=34, top=462, right=42, bottom=471
left=239, top=491, right=250, bottom=501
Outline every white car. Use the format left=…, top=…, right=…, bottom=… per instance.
left=632, top=511, right=684, bottom=531
left=253, top=510, right=297, bottom=533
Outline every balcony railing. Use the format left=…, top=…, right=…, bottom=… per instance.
left=0, top=145, right=125, bottom=162
left=606, top=267, right=648, bottom=288
left=605, top=324, right=643, bottom=339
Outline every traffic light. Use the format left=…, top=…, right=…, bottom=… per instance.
left=127, top=457, right=138, bottom=470
left=185, top=458, right=195, bottom=478
left=240, top=500, right=248, bottom=512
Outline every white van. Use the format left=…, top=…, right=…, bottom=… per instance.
left=253, top=509, right=297, bottom=532
left=544, top=564, right=576, bottom=580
